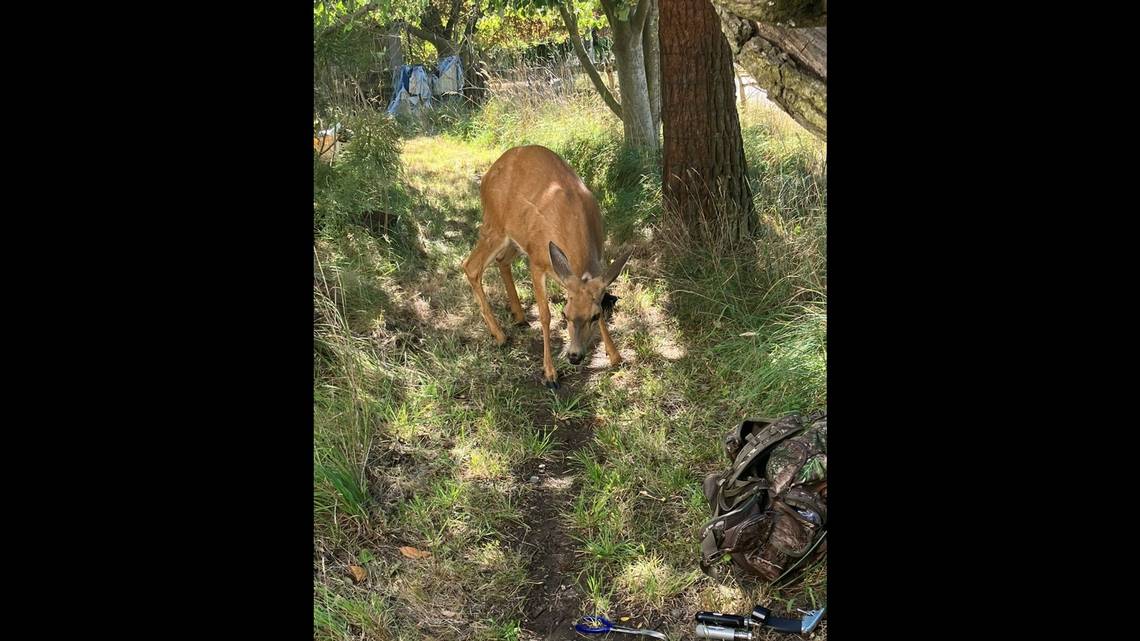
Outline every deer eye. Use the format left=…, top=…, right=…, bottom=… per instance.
left=591, top=313, right=600, bottom=322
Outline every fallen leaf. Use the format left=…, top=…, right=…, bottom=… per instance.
left=620, top=617, right=631, bottom=622
left=399, top=546, right=432, bottom=559
left=441, top=609, right=458, bottom=617
left=347, top=565, right=367, bottom=583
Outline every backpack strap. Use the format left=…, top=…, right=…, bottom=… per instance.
left=698, top=492, right=764, bottom=576
left=718, top=415, right=806, bottom=505
left=772, top=530, right=827, bottom=586
left=723, top=417, right=775, bottom=462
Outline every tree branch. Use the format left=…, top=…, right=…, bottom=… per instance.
left=715, top=0, right=826, bottom=27
left=633, top=0, right=651, bottom=33
left=405, top=22, right=458, bottom=57
left=598, top=0, right=618, bottom=27
left=317, top=0, right=377, bottom=39
left=443, top=0, right=462, bottom=41
left=718, top=7, right=826, bottom=140
left=558, top=3, right=623, bottom=120
left=754, top=22, right=825, bottom=79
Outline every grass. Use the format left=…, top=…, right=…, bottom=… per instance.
left=314, top=84, right=826, bottom=640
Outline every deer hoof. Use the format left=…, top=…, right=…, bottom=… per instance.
left=544, top=378, right=560, bottom=390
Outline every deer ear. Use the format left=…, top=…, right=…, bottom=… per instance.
left=548, top=241, right=575, bottom=282
left=602, top=247, right=633, bottom=288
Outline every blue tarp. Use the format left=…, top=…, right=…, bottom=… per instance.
left=387, top=64, right=431, bottom=115
left=387, top=57, right=464, bottom=116
left=434, top=56, right=463, bottom=96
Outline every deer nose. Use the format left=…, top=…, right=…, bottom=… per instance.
left=568, top=352, right=583, bottom=365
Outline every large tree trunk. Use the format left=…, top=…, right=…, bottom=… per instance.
left=661, top=0, right=754, bottom=242
left=715, top=0, right=826, bottom=26
left=601, top=0, right=657, bottom=152
left=715, top=4, right=826, bottom=140
left=643, top=0, right=662, bottom=139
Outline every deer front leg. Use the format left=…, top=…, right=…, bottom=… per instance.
left=597, top=317, right=622, bottom=367
left=531, top=268, right=559, bottom=389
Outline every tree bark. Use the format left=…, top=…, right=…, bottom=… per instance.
left=443, top=0, right=462, bottom=40
left=385, top=21, right=404, bottom=101
left=405, top=21, right=458, bottom=57
left=558, top=3, right=623, bottom=120
left=461, top=4, right=489, bottom=104
left=661, top=0, right=754, bottom=241
left=643, top=0, right=662, bottom=140
left=715, top=0, right=826, bottom=27
left=718, top=8, right=826, bottom=140
left=736, top=65, right=746, bottom=106
left=601, top=0, right=657, bottom=152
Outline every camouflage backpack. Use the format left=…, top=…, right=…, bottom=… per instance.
left=698, top=411, right=827, bottom=583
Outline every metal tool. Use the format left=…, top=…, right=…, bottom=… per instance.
left=574, top=615, right=667, bottom=640
left=693, top=624, right=753, bottom=640
left=694, top=603, right=826, bottom=636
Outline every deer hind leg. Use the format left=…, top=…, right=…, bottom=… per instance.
left=462, top=233, right=510, bottom=345
left=495, top=244, right=527, bottom=325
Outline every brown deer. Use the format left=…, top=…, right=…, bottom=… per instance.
left=462, top=145, right=632, bottom=389
left=313, top=134, right=339, bottom=163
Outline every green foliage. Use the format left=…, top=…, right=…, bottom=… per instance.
left=313, top=112, right=411, bottom=241
left=312, top=7, right=828, bottom=635
left=477, top=1, right=609, bottom=58
left=314, top=0, right=424, bottom=31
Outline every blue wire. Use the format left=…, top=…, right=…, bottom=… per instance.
left=574, top=615, right=613, bottom=634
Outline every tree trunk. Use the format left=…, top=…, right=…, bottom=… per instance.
left=613, top=32, right=657, bottom=152
left=715, top=5, right=826, bottom=140
left=603, top=0, right=656, bottom=152
left=643, top=0, right=662, bottom=140
left=385, top=22, right=404, bottom=102
left=405, top=22, right=458, bottom=56
left=461, top=5, right=489, bottom=105
left=661, top=0, right=754, bottom=242
left=715, top=0, right=826, bottom=27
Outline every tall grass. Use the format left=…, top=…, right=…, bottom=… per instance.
left=313, top=71, right=827, bottom=639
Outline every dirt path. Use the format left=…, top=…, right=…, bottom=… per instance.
left=398, top=134, right=605, bottom=640
left=513, top=332, right=593, bottom=641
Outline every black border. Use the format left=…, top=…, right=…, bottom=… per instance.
left=136, top=2, right=1046, bottom=636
